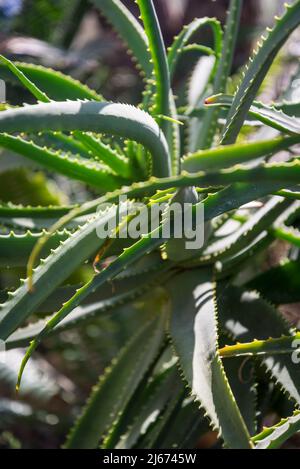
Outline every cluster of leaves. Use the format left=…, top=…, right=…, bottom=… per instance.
left=12, top=0, right=83, bottom=45
left=1, top=0, right=300, bottom=449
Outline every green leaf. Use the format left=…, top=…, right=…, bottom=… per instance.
left=202, top=181, right=286, bottom=223
left=168, top=17, right=222, bottom=80
left=182, top=136, right=300, bottom=172
left=221, top=0, right=300, bottom=144
left=15, top=223, right=168, bottom=389
left=0, top=203, right=75, bottom=219
left=277, top=100, right=300, bottom=118
left=217, top=284, right=300, bottom=405
left=223, top=356, right=257, bottom=436
left=0, top=350, right=58, bottom=403
left=219, top=333, right=300, bottom=358
left=0, top=101, right=171, bottom=178
left=6, top=262, right=169, bottom=349
left=272, top=225, right=300, bottom=248
left=0, top=206, right=122, bottom=340
left=195, top=196, right=290, bottom=265
left=0, top=61, right=102, bottom=101
left=136, top=0, right=180, bottom=176
left=15, top=163, right=300, bottom=240
left=91, top=0, right=153, bottom=77
left=156, top=397, right=210, bottom=449
left=0, top=56, right=133, bottom=178
left=74, top=133, right=132, bottom=178
left=137, top=0, right=170, bottom=126
left=197, top=0, right=243, bottom=149
left=247, top=260, right=300, bottom=304
left=110, top=365, right=182, bottom=449
left=206, top=94, right=300, bottom=135
left=136, top=381, right=184, bottom=449
left=62, top=159, right=300, bottom=215
left=0, top=229, right=71, bottom=267
left=0, top=134, right=126, bottom=190
left=65, top=314, right=166, bottom=449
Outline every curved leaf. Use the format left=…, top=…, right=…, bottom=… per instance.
left=196, top=0, right=243, bottom=149
left=182, top=136, right=300, bottom=172
left=137, top=0, right=170, bottom=125
left=167, top=269, right=252, bottom=448
left=252, top=411, right=300, bottom=449
left=0, top=101, right=171, bottom=177
left=219, top=334, right=300, bottom=358
left=0, top=229, right=71, bottom=267
left=217, top=284, right=300, bottom=405
left=0, top=134, right=126, bottom=190
left=247, top=260, right=300, bottom=304
left=0, top=61, right=102, bottom=101
left=206, top=94, right=300, bottom=135
left=221, top=0, right=300, bottom=144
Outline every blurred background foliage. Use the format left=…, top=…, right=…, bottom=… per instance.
left=0, top=0, right=299, bottom=449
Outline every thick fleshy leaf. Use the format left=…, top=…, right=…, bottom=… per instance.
left=0, top=207, right=121, bottom=339
left=92, top=0, right=152, bottom=77
left=253, top=411, right=300, bottom=449
left=205, top=94, right=300, bottom=135
left=0, top=61, right=102, bottom=101
left=223, top=356, right=257, bottom=436
left=247, top=260, right=300, bottom=304
left=217, top=284, right=300, bottom=405
left=0, top=101, right=171, bottom=178
left=196, top=0, right=243, bottom=150
left=167, top=269, right=252, bottom=448
left=65, top=314, right=166, bottom=449
left=182, top=136, right=300, bottom=172
left=112, top=366, right=183, bottom=449
left=221, top=0, right=300, bottom=144
left=156, top=397, right=210, bottom=449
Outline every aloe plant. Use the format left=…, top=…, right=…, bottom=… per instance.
left=1, top=0, right=300, bottom=449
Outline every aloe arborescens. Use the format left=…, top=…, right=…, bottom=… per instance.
left=1, top=0, right=300, bottom=449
